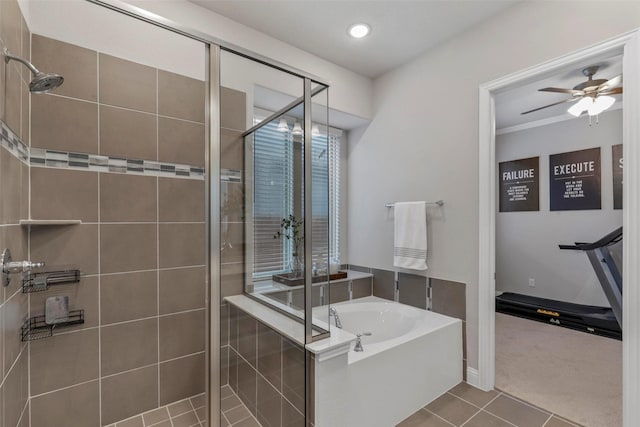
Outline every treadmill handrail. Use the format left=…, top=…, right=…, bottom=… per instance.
left=558, top=227, right=622, bottom=251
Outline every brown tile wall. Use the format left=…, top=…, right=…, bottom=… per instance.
left=219, top=87, right=246, bottom=400
left=0, top=1, right=31, bottom=426
left=24, top=34, right=207, bottom=427
left=224, top=304, right=305, bottom=427
left=431, top=278, right=467, bottom=380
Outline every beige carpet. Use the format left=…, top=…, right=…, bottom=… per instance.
left=495, top=313, right=622, bottom=427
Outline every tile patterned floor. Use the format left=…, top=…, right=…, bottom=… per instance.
left=109, top=381, right=584, bottom=427
left=106, top=393, right=207, bottom=427
left=398, top=382, right=584, bottom=427
left=220, top=385, right=262, bottom=427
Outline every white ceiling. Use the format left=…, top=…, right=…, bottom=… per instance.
left=495, top=54, right=623, bottom=131
left=189, top=0, right=519, bottom=78
left=186, top=0, right=622, bottom=130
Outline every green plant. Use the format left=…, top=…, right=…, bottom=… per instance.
left=273, top=214, right=303, bottom=255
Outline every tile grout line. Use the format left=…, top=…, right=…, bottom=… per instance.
left=226, top=386, right=259, bottom=426
left=42, top=91, right=206, bottom=126
left=187, top=395, right=201, bottom=425
left=97, top=48, right=103, bottom=427
left=45, top=306, right=206, bottom=335
left=97, top=264, right=207, bottom=277
left=30, top=377, right=99, bottom=400
left=232, top=343, right=303, bottom=420
left=156, top=65, right=161, bottom=416
left=422, top=408, right=456, bottom=426
left=494, top=392, right=554, bottom=419
left=27, top=29, right=32, bottom=425
left=30, top=351, right=206, bottom=400
left=161, top=61, right=172, bottom=415
left=541, top=413, right=555, bottom=427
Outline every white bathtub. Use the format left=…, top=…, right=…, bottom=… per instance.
left=312, top=296, right=462, bottom=427
left=332, top=297, right=459, bottom=364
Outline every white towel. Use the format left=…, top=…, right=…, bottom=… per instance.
left=394, top=201, right=428, bottom=270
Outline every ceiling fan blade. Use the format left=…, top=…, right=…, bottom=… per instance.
left=539, top=87, right=584, bottom=95
left=599, top=74, right=622, bottom=91
left=521, top=97, right=580, bottom=115
left=599, top=87, right=623, bottom=96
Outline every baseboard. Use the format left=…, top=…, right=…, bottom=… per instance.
left=466, top=367, right=480, bottom=388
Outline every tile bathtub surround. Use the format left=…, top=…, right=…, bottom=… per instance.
left=24, top=34, right=208, bottom=426
left=398, top=272, right=427, bottom=310
left=431, top=278, right=467, bottom=379
left=371, top=268, right=395, bottom=300
left=226, top=305, right=306, bottom=427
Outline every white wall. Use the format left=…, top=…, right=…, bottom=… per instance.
left=496, top=110, right=622, bottom=307
left=347, top=1, right=640, bottom=370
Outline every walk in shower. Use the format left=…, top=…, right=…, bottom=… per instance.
left=0, top=1, right=333, bottom=426
left=1, top=1, right=209, bottom=426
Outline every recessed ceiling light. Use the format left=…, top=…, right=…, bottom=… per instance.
left=348, top=23, right=370, bottom=39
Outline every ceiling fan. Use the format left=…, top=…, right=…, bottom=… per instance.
left=521, top=66, right=623, bottom=117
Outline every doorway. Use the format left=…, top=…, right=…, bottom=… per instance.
left=477, top=30, right=640, bottom=427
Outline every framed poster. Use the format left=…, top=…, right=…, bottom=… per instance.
left=549, top=147, right=601, bottom=211
left=612, top=144, right=623, bottom=210
left=499, top=156, right=539, bottom=212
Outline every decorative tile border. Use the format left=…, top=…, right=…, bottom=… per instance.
left=0, top=120, right=29, bottom=163
left=1, top=117, right=205, bottom=180
left=30, top=148, right=205, bottom=180
left=221, top=168, right=242, bottom=183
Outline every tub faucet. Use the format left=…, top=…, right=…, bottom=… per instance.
left=354, top=332, right=372, bottom=352
left=329, top=307, right=342, bottom=329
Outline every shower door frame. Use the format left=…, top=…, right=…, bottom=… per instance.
left=84, top=2, right=332, bottom=426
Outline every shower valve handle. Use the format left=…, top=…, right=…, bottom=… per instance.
left=1, top=248, right=45, bottom=287
left=5, top=260, right=45, bottom=273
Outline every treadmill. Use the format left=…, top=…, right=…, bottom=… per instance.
left=496, top=227, right=622, bottom=340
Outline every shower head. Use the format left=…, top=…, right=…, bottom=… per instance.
left=3, top=48, right=64, bottom=93
left=29, top=72, right=64, bottom=94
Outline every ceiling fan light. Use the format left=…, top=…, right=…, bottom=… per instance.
left=277, top=118, right=289, bottom=132
left=568, top=97, right=593, bottom=117
left=292, top=121, right=303, bottom=136
left=588, top=95, right=616, bottom=116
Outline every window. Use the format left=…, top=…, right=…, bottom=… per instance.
left=252, top=116, right=342, bottom=279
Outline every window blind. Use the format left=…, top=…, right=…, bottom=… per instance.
left=253, top=121, right=293, bottom=276
left=252, top=118, right=342, bottom=279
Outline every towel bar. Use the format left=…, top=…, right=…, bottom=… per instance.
left=385, top=200, right=444, bottom=208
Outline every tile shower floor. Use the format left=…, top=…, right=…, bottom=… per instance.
left=220, top=385, right=261, bottom=427
left=398, top=382, right=584, bottom=427
left=106, top=394, right=207, bottom=427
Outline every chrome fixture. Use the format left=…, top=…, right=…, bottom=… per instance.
left=385, top=200, right=444, bottom=208
left=329, top=307, right=342, bottom=329
left=2, top=248, right=45, bottom=287
left=277, top=118, right=289, bottom=132
left=3, top=48, right=64, bottom=93
left=354, top=332, right=372, bottom=352
left=292, top=121, right=303, bottom=136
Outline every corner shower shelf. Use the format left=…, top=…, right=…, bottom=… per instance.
left=22, top=268, right=81, bottom=293
left=19, top=220, right=82, bottom=226
left=21, top=310, right=85, bottom=341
